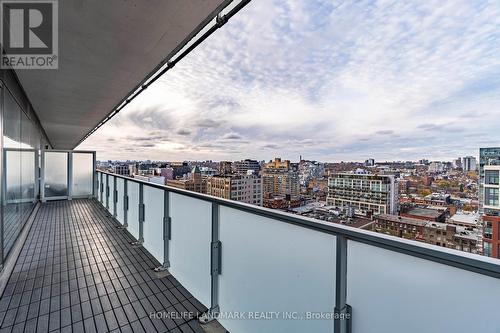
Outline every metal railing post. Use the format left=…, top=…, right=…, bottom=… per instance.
left=68, top=152, right=73, bottom=200
left=334, top=235, right=352, bottom=333
left=105, top=174, right=109, bottom=209
left=99, top=172, right=103, bottom=203
left=137, top=183, right=144, bottom=244
left=123, top=179, right=128, bottom=228
left=40, top=150, right=46, bottom=202
left=200, top=202, right=221, bottom=323
left=92, top=152, right=97, bottom=198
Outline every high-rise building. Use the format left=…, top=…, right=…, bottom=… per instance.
left=365, top=158, right=375, bottom=167
left=167, top=166, right=206, bottom=194
left=462, top=156, right=477, bottom=172
left=262, top=158, right=299, bottom=197
left=207, top=173, right=262, bottom=206
left=428, top=161, right=445, bottom=173
left=479, top=148, right=500, bottom=213
left=479, top=148, right=500, bottom=258
left=327, top=173, right=397, bottom=215
left=481, top=163, right=500, bottom=258
left=454, top=157, right=462, bottom=169
left=233, top=159, right=261, bottom=175
left=218, top=161, right=233, bottom=175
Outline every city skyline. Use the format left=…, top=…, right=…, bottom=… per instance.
left=78, top=0, right=500, bottom=162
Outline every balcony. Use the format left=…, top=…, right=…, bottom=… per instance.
left=91, top=170, right=500, bottom=333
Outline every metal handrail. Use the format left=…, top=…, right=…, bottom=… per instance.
left=97, top=170, right=500, bottom=279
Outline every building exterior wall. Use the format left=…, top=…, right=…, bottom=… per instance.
left=483, top=215, right=500, bottom=259
left=233, top=159, right=260, bottom=175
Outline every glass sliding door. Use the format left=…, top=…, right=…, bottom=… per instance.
left=2, top=89, right=22, bottom=257
left=2, top=89, right=38, bottom=256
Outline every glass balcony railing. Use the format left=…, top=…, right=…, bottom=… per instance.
left=97, top=170, right=500, bottom=333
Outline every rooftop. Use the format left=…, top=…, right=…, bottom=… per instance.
left=403, top=207, right=445, bottom=219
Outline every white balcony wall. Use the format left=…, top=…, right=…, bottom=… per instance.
left=143, top=187, right=165, bottom=263
left=116, top=178, right=125, bottom=224
left=127, top=181, right=140, bottom=240
left=347, top=241, right=500, bottom=333
left=169, top=193, right=212, bottom=307
left=218, top=206, right=337, bottom=333
left=108, top=176, right=115, bottom=215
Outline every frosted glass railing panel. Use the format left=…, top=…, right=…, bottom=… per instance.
left=219, top=206, right=337, bottom=333
left=44, top=152, right=68, bottom=197
left=72, top=153, right=93, bottom=196
left=116, top=178, right=125, bottom=225
left=143, top=186, right=164, bottom=263
left=108, top=176, right=115, bottom=215
left=169, top=193, right=211, bottom=307
left=127, top=182, right=140, bottom=240
left=97, top=173, right=101, bottom=202
left=347, top=241, right=500, bottom=333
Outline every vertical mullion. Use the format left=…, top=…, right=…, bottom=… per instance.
left=113, top=176, right=117, bottom=217
left=105, top=174, right=109, bottom=209
left=138, top=183, right=144, bottom=243
left=210, top=202, right=220, bottom=312
left=335, top=235, right=351, bottom=333
left=123, top=179, right=128, bottom=228
left=0, top=82, right=4, bottom=265
left=68, top=152, right=72, bottom=200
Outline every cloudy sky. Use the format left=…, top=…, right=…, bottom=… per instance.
left=78, top=0, right=500, bottom=162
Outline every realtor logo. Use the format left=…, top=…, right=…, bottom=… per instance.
left=0, top=0, right=58, bottom=69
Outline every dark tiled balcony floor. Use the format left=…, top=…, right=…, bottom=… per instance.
left=3, top=202, right=36, bottom=258
left=0, top=199, right=209, bottom=333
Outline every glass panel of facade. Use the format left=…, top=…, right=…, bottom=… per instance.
left=485, top=170, right=499, bottom=185
left=484, top=242, right=492, bottom=257
left=485, top=188, right=499, bottom=206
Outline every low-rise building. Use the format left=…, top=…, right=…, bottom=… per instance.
left=327, top=173, right=397, bottom=215
left=111, top=164, right=130, bottom=176
left=374, top=214, right=481, bottom=254
left=167, top=166, right=206, bottom=194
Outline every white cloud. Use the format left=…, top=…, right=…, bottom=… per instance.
left=78, top=0, right=500, bottom=162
